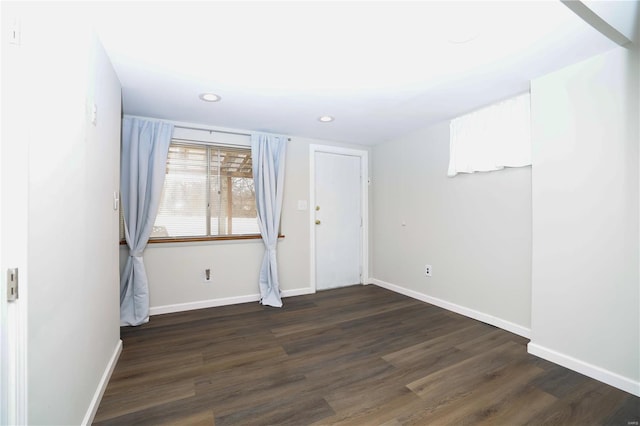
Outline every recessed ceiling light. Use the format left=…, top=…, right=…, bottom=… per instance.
left=318, top=115, right=334, bottom=123
left=446, top=17, right=480, bottom=44
left=199, top=93, right=221, bottom=102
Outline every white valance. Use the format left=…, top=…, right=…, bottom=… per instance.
left=448, top=93, right=531, bottom=177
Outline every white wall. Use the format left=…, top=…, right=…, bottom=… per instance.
left=530, top=44, right=639, bottom=395
left=371, top=121, right=532, bottom=336
left=3, top=5, right=123, bottom=424
left=121, top=136, right=371, bottom=312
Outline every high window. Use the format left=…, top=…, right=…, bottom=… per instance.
left=150, top=142, right=259, bottom=240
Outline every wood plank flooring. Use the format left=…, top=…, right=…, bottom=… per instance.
left=94, top=285, right=639, bottom=425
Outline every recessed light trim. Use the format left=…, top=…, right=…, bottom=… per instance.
left=199, top=93, right=221, bottom=102
left=447, top=33, right=479, bottom=44
left=318, top=115, right=334, bottom=123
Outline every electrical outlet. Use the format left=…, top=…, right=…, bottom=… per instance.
left=425, top=264, right=432, bottom=277
left=203, top=268, right=212, bottom=282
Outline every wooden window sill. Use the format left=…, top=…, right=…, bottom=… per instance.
left=119, top=234, right=284, bottom=245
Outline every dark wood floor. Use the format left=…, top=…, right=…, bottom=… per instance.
left=94, top=285, right=639, bottom=425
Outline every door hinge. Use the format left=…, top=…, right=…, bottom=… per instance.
left=7, top=268, right=18, bottom=301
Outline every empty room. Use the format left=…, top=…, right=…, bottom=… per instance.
left=1, top=1, right=639, bottom=425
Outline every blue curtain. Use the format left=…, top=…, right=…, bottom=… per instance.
left=120, top=118, right=173, bottom=325
left=251, top=133, right=287, bottom=307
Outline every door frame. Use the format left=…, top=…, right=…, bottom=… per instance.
left=309, top=145, right=369, bottom=293
left=1, top=8, right=30, bottom=423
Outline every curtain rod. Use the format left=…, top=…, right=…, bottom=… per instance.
left=174, top=125, right=291, bottom=141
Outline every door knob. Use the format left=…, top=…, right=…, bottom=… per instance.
left=315, top=220, right=321, bottom=225
left=315, top=206, right=320, bottom=211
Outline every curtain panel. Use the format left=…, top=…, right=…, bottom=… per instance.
left=251, top=132, right=287, bottom=307
left=120, top=117, right=173, bottom=326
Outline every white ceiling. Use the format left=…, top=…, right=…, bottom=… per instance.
left=91, top=1, right=618, bottom=145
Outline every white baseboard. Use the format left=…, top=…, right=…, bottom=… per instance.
left=370, top=278, right=531, bottom=338
left=82, top=339, right=122, bottom=426
left=150, top=288, right=315, bottom=316
left=528, top=342, right=640, bottom=397
left=281, top=287, right=315, bottom=297
left=150, top=294, right=261, bottom=315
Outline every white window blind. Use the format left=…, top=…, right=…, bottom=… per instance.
left=448, top=93, right=531, bottom=177
left=151, top=142, right=259, bottom=239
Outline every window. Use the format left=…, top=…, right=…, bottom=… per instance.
left=150, top=142, right=259, bottom=240
left=448, top=93, right=531, bottom=177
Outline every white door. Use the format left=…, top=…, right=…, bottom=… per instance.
left=314, top=152, right=362, bottom=290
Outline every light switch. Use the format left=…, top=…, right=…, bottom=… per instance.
left=297, top=200, right=308, bottom=211
left=9, top=18, right=21, bottom=45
